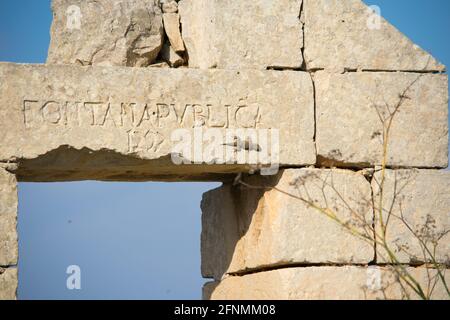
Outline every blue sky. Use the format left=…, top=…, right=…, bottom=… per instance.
left=0, top=0, right=449, bottom=299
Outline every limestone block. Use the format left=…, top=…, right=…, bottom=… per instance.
left=163, top=13, right=185, bottom=53
left=0, top=63, right=315, bottom=181
left=201, top=169, right=374, bottom=280
left=0, top=168, right=18, bottom=266
left=179, top=0, right=303, bottom=69
left=47, top=0, right=164, bottom=67
left=315, top=72, right=448, bottom=168
left=304, top=0, right=445, bottom=72
left=0, top=217, right=17, bottom=268
left=0, top=168, right=17, bottom=217
left=372, top=170, right=450, bottom=265
left=0, top=268, right=17, bottom=300
left=161, top=43, right=184, bottom=67
left=206, top=267, right=450, bottom=300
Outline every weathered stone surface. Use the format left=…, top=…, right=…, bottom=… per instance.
left=149, top=61, right=170, bottom=68
left=163, top=13, right=185, bottom=53
left=161, top=42, right=184, bottom=67
left=206, top=267, right=450, bottom=300
left=179, top=0, right=303, bottom=69
left=0, top=63, right=315, bottom=181
left=373, top=170, right=450, bottom=265
left=0, top=217, right=17, bottom=267
left=0, top=268, right=17, bottom=300
left=315, top=72, right=448, bottom=168
left=0, top=168, right=17, bottom=215
left=202, top=169, right=374, bottom=280
left=304, top=0, right=445, bottom=72
left=0, top=168, right=18, bottom=266
left=202, top=281, right=218, bottom=300
left=47, top=0, right=164, bottom=67
left=161, top=0, right=178, bottom=13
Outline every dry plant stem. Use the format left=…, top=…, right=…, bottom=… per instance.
left=238, top=179, right=428, bottom=299
left=376, top=74, right=448, bottom=298
left=375, top=76, right=428, bottom=299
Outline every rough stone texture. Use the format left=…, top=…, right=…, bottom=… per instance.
left=161, top=42, right=184, bottom=67
left=304, top=0, right=445, bottom=72
left=206, top=267, right=450, bottom=300
left=0, top=168, right=18, bottom=267
left=163, top=13, right=185, bottom=53
left=179, top=0, right=303, bottom=69
left=149, top=61, right=170, bottom=68
left=373, top=170, right=450, bottom=265
left=47, top=0, right=164, bottom=67
left=202, top=281, right=219, bottom=301
left=202, top=169, right=374, bottom=281
left=161, top=0, right=178, bottom=14
left=0, top=268, right=17, bottom=300
left=0, top=63, right=315, bottom=181
left=315, top=72, right=448, bottom=168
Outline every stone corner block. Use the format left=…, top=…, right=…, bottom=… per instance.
left=202, top=281, right=219, bottom=301
left=304, top=0, right=445, bottom=72
left=201, top=169, right=375, bottom=281
left=179, top=0, right=304, bottom=70
left=0, top=167, right=18, bottom=266
left=0, top=268, right=17, bottom=300
left=316, top=72, right=448, bottom=168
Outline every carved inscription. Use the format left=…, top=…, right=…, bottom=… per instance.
left=23, top=99, right=262, bottom=129
left=22, top=99, right=263, bottom=155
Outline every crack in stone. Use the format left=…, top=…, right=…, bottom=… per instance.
left=309, top=72, right=317, bottom=156
left=0, top=266, right=18, bottom=274
left=225, top=262, right=450, bottom=278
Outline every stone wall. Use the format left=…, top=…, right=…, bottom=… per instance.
left=0, top=166, right=18, bottom=300
left=201, top=169, right=450, bottom=299
left=203, top=266, right=450, bottom=300
left=0, top=0, right=448, bottom=300
left=192, top=0, right=449, bottom=300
